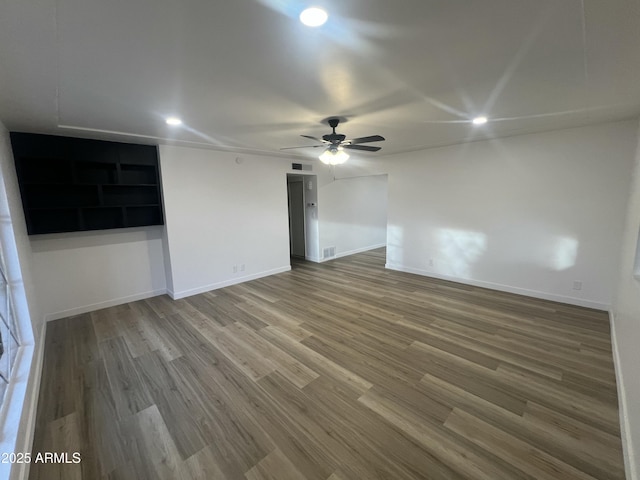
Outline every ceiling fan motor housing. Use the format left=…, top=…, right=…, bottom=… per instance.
left=323, top=133, right=346, bottom=143
left=324, top=118, right=345, bottom=143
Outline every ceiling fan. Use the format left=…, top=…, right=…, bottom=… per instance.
left=281, top=118, right=385, bottom=165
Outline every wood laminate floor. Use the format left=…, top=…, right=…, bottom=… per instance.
left=30, top=249, right=625, bottom=479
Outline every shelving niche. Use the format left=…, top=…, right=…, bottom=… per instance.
left=10, top=133, right=164, bottom=235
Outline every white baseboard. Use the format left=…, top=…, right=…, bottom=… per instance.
left=170, top=266, right=291, bottom=300
left=305, top=255, right=320, bottom=263
left=320, top=243, right=386, bottom=263
left=44, top=289, right=167, bottom=321
left=384, top=263, right=609, bottom=311
left=610, top=311, right=638, bottom=480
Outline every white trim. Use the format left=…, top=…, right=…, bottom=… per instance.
left=320, top=244, right=386, bottom=263
left=305, top=255, right=320, bottom=263
left=0, top=347, right=33, bottom=480
left=384, top=262, right=609, bottom=311
left=8, top=322, right=46, bottom=480
left=0, top=321, right=45, bottom=480
left=44, top=289, right=167, bottom=321
left=610, top=311, right=638, bottom=480
left=58, top=124, right=306, bottom=160
left=170, top=266, right=291, bottom=300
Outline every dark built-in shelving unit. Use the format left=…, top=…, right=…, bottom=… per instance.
left=10, top=133, right=164, bottom=235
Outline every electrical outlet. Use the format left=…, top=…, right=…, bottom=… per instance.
left=428, top=258, right=434, bottom=267
left=240, top=264, right=245, bottom=272
left=573, top=281, right=582, bottom=291
left=233, top=265, right=238, bottom=273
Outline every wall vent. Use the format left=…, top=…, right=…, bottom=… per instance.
left=323, top=246, right=336, bottom=259
left=292, top=163, right=312, bottom=171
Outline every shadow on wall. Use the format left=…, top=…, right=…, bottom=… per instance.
left=386, top=224, right=404, bottom=266
left=29, top=226, right=165, bottom=252
left=550, top=236, right=578, bottom=271
left=435, top=229, right=577, bottom=277
left=388, top=225, right=578, bottom=280
left=437, top=228, right=488, bottom=278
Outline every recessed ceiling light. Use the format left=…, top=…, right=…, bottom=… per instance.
left=300, top=7, right=328, bottom=27
left=472, top=116, right=488, bottom=126
left=165, top=117, right=183, bottom=126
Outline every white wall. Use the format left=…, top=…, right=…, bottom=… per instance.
left=611, top=120, right=640, bottom=480
left=383, top=120, right=637, bottom=309
left=30, top=227, right=167, bottom=320
left=159, top=145, right=292, bottom=298
left=18, top=144, right=389, bottom=318
left=318, top=173, right=388, bottom=260
left=303, top=175, right=320, bottom=262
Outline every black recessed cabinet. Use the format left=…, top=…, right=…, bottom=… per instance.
left=10, top=133, right=164, bottom=235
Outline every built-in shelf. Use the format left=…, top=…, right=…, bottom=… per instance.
left=82, top=207, right=124, bottom=230
left=125, top=205, right=163, bottom=227
left=75, top=161, right=118, bottom=184
left=102, top=185, right=159, bottom=206
left=28, top=208, right=79, bottom=235
left=121, top=164, right=157, bottom=185
left=10, top=133, right=164, bottom=235
left=24, top=184, right=98, bottom=209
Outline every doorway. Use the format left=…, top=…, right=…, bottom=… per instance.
left=287, top=175, right=306, bottom=258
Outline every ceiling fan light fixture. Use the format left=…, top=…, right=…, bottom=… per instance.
left=281, top=117, right=383, bottom=158
left=319, top=146, right=349, bottom=165
left=300, top=7, right=328, bottom=27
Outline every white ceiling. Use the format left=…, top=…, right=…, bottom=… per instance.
left=1, top=0, right=639, bottom=159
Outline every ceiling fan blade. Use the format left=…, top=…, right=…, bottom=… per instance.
left=280, top=144, right=325, bottom=150
left=343, top=144, right=382, bottom=152
left=348, top=135, right=385, bottom=144
left=301, top=135, right=326, bottom=143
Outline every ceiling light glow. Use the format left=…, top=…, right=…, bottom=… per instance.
left=472, top=116, right=488, bottom=126
left=319, top=147, right=349, bottom=165
left=300, top=7, right=328, bottom=27
left=165, top=117, right=183, bottom=126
